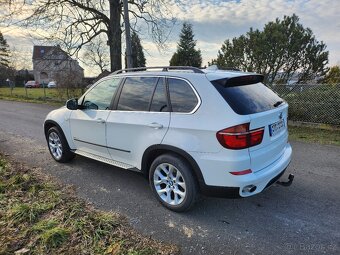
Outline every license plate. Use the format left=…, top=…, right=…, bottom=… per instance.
left=269, top=119, right=285, bottom=137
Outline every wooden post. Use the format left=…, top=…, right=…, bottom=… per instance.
left=43, top=82, right=46, bottom=101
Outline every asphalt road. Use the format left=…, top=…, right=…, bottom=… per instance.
left=0, top=100, right=339, bottom=255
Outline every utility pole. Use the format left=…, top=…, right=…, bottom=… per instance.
left=123, top=0, right=133, bottom=68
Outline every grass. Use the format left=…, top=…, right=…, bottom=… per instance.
left=0, top=154, right=179, bottom=255
left=289, top=125, right=340, bottom=146
left=0, top=87, right=83, bottom=105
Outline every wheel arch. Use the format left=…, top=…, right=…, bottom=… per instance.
left=44, top=120, right=64, bottom=139
left=141, top=144, right=206, bottom=189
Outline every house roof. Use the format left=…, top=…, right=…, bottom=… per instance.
left=93, top=70, right=111, bottom=82
left=32, top=45, right=84, bottom=70
left=32, top=46, right=57, bottom=60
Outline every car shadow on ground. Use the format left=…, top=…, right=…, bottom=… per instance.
left=64, top=154, right=336, bottom=240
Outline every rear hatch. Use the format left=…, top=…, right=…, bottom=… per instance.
left=248, top=105, right=288, bottom=172
left=209, top=73, right=288, bottom=172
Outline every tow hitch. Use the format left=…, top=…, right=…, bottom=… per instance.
left=276, top=174, right=294, bottom=187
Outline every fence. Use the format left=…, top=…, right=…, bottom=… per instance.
left=0, top=87, right=85, bottom=104
left=1, top=83, right=339, bottom=126
left=271, top=84, right=340, bottom=126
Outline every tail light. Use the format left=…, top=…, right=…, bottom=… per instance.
left=216, top=123, right=264, bottom=150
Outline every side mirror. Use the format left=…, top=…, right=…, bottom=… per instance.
left=66, top=98, right=78, bottom=110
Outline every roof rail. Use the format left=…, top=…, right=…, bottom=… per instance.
left=112, top=66, right=205, bottom=74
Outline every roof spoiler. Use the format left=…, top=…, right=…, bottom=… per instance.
left=213, top=74, right=264, bottom=87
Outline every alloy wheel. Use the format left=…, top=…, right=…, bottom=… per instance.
left=48, top=131, right=63, bottom=160
left=153, top=163, right=187, bottom=206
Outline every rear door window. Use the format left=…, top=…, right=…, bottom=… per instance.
left=168, top=78, right=198, bottom=113
left=117, top=77, right=158, bottom=111
left=211, top=81, right=284, bottom=115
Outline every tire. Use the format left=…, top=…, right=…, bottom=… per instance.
left=47, top=126, right=75, bottom=163
left=149, top=153, right=198, bottom=212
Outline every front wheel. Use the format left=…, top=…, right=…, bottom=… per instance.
left=47, top=126, right=75, bottom=163
left=149, top=154, right=198, bottom=212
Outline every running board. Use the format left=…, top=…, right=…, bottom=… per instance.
left=74, top=150, right=137, bottom=170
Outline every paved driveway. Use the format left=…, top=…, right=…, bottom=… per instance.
left=0, top=100, right=339, bottom=255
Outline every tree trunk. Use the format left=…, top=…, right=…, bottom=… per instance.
left=109, top=0, right=122, bottom=72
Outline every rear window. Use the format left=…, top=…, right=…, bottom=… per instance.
left=211, top=81, right=284, bottom=115
left=168, top=78, right=198, bottom=113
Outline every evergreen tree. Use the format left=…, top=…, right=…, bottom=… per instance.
left=170, top=22, right=202, bottom=67
left=131, top=32, right=146, bottom=68
left=214, top=14, right=328, bottom=84
left=323, top=66, right=340, bottom=85
left=0, top=30, right=10, bottom=68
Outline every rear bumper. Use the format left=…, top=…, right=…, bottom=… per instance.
left=193, top=143, right=292, bottom=198
left=200, top=167, right=287, bottom=198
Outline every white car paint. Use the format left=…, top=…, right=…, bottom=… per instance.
left=44, top=68, right=292, bottom=198
left=47, top=81, right=57, bottom=88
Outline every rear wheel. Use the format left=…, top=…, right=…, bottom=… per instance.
left=149, top=154, right=198, bottom=212
left=47, top=126, right=75, bottom=163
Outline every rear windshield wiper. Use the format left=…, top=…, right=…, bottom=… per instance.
left=273, top=100, right=284, bottom=107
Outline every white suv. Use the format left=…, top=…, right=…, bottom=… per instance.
left=44, top=66, right=292, bottom=212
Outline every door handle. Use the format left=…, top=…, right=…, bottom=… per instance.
left=96, top=118, right=106, bottom=124
left=148, top=122, right=163, bottom=129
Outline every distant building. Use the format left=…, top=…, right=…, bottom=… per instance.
left=93, top=70, right=111, bottom=83
left=32, top=45, right=84, bottom=85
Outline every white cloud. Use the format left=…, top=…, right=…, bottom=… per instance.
left=140, top=0, right=340, bottom=69
left=1, top=0, right=340, bottom=75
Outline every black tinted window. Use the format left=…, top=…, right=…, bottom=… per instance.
left=83, top=78, right=121, bottom=110
left=168, top=78, right=198, bottom=113
left=117, top=77, right=158, bottom=111
left=150, top=78, right=168, bottom=112
left=211, top=81, right=284, bottom=115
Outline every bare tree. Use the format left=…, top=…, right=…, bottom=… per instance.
left=0, top=0, right=176, bottom=72
left=82, top=36, right=110, bottom=73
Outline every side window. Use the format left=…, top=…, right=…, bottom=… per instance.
left=150, top=78, right=168, bottom=112
left=168, top=78, right=198, bottom=113
left=117, top=77, right=158, bottom=111
left=83, top=78, right=121, bottom=110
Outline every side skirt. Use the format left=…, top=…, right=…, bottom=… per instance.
left=74, top=150, right=140, bottom=172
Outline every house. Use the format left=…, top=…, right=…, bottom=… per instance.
left=32, top=45, right=84, bottom=86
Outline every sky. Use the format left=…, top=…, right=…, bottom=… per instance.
left=1, top=0, right=340, bottom=76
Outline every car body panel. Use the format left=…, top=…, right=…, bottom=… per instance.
left=106, top=111, right=170, bottom=168
left=44, top=107, right=75, bottom=149
left=25, top=80, right=39, bottom=88
left=69, top=109, right=111, bottom=158
left=248, top=104, right=289, bottom=172
left=47, top=81, right=57, bottom=88
left=44, top=67, right=292, bottom=200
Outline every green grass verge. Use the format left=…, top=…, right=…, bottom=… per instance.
left=0, top=155, right=179, bottom=255
left=289, top=125, right=340, bottom=146
left=0, top=87, right=83, bottom=106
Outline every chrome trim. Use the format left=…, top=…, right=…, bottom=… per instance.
left=74, top=150, right=135, bottom=170
left=74, top=138, right=130, bottom=153
left=109, top=75, right=202, bottom=115
left=166, top=76, right=202, bottom=115
left=219, top=127, right=265, bottom=136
